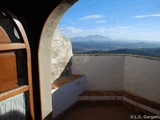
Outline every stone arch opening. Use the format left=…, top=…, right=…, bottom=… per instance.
left=38, top=0, right=77, bottom=119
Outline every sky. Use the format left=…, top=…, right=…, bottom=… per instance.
left=59, top=0, right=160, bottom=41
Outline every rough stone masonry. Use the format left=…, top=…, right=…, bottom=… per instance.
left=51, top=25, right=73, bottom=83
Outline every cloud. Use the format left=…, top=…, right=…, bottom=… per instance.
left=60, top=26, right=132, bottom=38
left=95, top=20, right=106, bottom=23
left=134, top=13, right=160, bottom=18
left=60, top=27, right=84, bottom=37
left=79, top=14, right=104, bottom=20
left=60, top=26, right=160, bottom=41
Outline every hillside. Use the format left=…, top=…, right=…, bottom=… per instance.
left=71, top=35, right=160, bottom=58
left=79, top=48, right=160, bottom=58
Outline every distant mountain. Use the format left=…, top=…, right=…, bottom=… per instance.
left=71, top=35, right=160, bottom=55
left=71, top=35, right=113, bottom=42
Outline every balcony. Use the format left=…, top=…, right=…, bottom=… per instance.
left=51, top=55, right=160, bottom=120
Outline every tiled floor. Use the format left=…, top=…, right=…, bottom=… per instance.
left=59, top=105, right=136, bottom=120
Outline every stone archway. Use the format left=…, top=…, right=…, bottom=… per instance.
left=38, top=0, right=77, bottom=119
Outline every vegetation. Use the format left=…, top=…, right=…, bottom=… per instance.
left=71, top=35, right=160, bottom=58
left=77, top=48, right=160, bottom=58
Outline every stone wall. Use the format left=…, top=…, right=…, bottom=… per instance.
left=51, top=25, right=73, bottom=83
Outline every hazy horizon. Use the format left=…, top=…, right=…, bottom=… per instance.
left=69, top=34, right=160, bottom=43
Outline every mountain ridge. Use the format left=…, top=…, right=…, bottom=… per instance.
left=71, top=35, right=160, bottom=43
left=70, top=35, right=160, bottom=58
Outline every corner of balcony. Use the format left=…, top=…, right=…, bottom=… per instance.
left=51, top=54, right=160, bottom=120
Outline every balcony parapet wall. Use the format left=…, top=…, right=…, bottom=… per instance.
left=72, top=55, right=160, bottom=104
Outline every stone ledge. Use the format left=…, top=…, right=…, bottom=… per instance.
left=52, top=74, right=83, bottom=89
left=123, top=91, right=160, bottom=111
left=79, top=90, right=160, bottom=114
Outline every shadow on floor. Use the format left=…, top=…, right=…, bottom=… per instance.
left=56, top=105, right=136, bottom=120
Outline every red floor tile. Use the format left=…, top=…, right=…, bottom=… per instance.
left=59, top=106, right=136, bottom=120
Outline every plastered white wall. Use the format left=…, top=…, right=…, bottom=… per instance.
left=72, top=56, right=125, bottom=90
left=124, top=56, right=160, bottom=103
left=38, top=1, right=77, bottom=119
left=52, top=76, right=86, bottom=118
left=72, top=55, right=160, bottom=104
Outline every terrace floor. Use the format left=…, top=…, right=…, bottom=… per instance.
left=57, top=105, right=136, bottom=120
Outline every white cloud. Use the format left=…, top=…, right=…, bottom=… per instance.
left=79, top=14, right=104, bottom=20
left=60, top=26, right=132, bottom=38
left=60, top=27, right=83, bottom=33
left=60, top=27, right=84, bottom=37
left=95, top=20, right=106, bottom=23
left=134, top=13, right=160, bottom=18
left=60, top=26, right=160, bottom=41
